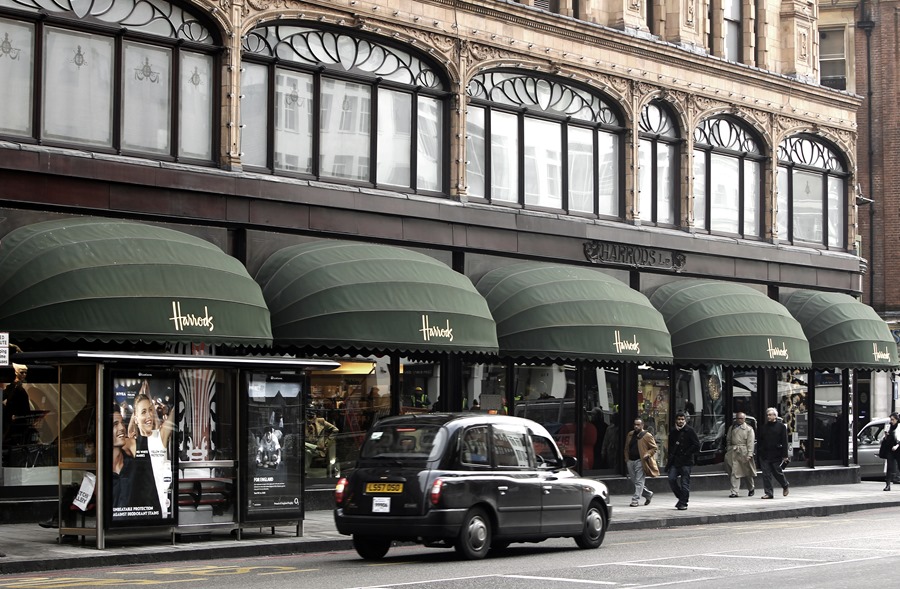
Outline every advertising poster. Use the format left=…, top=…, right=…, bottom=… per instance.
left=245, top=372, right=304, bottom=519
left=110, top=371, right=176, bottom=525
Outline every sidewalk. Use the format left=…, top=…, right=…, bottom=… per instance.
left=1, top=480, right=899, bottom=575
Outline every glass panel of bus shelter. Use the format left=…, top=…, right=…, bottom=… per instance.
left=59, top=365, right=96, bottom=530
left=637, top=367, right=670, bottom=468
left=778, top=370, right=809, bottom=463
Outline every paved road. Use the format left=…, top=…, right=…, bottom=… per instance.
left=1, top=479, right=898, bottom=576
left=0, top=504, right=894, bottom=588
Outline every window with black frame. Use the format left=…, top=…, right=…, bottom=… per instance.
left=776, top=134, right=848, bottom=248
left=0, top=0, right=217, bottom=161
left=692, top=116, right=764, bottom=237
left=466, top=70, right=623, bottom=216
left=241, top=25, right=446, bottom=193
left=638, top=101, right=680, bottom=226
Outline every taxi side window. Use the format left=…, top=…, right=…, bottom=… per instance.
left=861, top=424, right=884, bottom=445
left=491, top=427, right=530, bottom=468
left=531, top=434, right=560, bottom=467
left=461, top=426, right=490, bottom=466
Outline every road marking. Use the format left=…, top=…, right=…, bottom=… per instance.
left=579, top=562, right=716, bottom=571
left=501, top=575, right=616, bottom=585
left=700, top=553, right=825, bottom=562
left=770, top=555, right=886, bottom=571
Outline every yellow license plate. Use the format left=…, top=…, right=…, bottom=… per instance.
left=365, top=482, right=403, bottom=493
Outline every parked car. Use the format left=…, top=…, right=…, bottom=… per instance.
left=333, top=413, right=611, bottom=560
left=856, top=417, right=897, bottom=480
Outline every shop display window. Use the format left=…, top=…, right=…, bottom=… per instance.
left=638, top=367, right=671, bottom=468
left=779, top=370, right=809, bottom=463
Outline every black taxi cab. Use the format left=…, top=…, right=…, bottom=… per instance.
left=333, top=413, right=611, bottom=560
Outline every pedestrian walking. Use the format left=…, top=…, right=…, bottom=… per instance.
left=758, top=407, right=790, bottom=499
left=624, top=418, right=658, bottom=507
left=665, top=411, right=699, bottom=510
left=881, top=412, right=900, bottom=491
left=724, top=412, right=756, bottom=497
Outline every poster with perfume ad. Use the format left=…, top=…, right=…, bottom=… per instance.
left=110, top=371, right=176, bottom=525
left=245, top=372, right=304, bottom=520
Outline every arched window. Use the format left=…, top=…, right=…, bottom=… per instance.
left=241, top=26, right=447, bottom=192
left=0, top=0, right=217, bottom=161
left=638, top=102, right=680, bottom=225
left=465, top=71, right=623, bottom=216
left=776, top=135, right=847, bottom=248
left=693, top=116, right=764, bottom=237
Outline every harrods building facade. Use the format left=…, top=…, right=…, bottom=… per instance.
left=0, top=0, right=892, bottom=520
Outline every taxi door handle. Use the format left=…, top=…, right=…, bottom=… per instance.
left=497, top=486, right=509, bottom=492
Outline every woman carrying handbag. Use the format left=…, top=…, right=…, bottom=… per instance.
left=880, top=412, right=900, bottom=491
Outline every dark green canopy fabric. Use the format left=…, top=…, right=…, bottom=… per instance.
left=475, top=263, right=673, bottom=363
left=780, top=290, right=898, bottom=371
left=255, top=240, right=498, bottom=355
left=648, top=279, right=811, bottom=369
left=0, top=218, right=272, bottom=346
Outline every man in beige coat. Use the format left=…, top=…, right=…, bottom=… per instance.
left=624, top=418, right=659, bottom=507
left=724, top=412, right=756, bottom=497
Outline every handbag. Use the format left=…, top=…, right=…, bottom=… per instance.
left=879, top=435, right=893, bottom=459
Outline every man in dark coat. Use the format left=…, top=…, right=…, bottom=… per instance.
left=665, top=411, right=700, bottom=510
left=758, top=407, right=790, bottom=499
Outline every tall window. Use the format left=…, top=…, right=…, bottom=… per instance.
left=0, top=0, right=216, bottom=161
left=776, top=135, right=847, bottom=248
left=638, top=102, right=679, bottom=225
left=693, top=116, right=763, bottom=237
left=466, top=71, right=623, bottom=216
left=242, top=26, right=446, bottom=193
left=723, top=0, right=742, bottom=62
left=819, top=29, right=847, bottom=91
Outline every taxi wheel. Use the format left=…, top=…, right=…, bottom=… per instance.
left=353, top=535, right=391, bottom=560
left=455, top=507, right=491, bottom=560
left=574, top=501, right=606, bottom=549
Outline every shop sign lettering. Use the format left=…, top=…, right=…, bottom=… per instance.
left=583, top=241, right=686, bottom=271
left=873, top=343, right=892, bottom=363
left=613, top=330, right=640, bottom=354
left=766, top=338, right=789, bottom=360
left=169, top=301, right=215, bottom=332
left=420, top=315, right=453, bottom=342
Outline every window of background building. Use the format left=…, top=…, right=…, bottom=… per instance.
left=241, top=26, right=446, bottom=193
left=776, top=135, right=847, bottom=248
left=0, top=0, right=216, bottom=161
left=638, top=102, right=679, bottom=225
left=693, top=116, right=763, bottom=237
left=819, top=29, right=847, bottom=91
left=466, top=71, right=623, bottom=217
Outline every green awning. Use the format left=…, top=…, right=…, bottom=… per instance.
left=255, top=240, right=498, bottom=355
left=0, top=218, right=272, bottom=346
left=781, top=290, right=899, bottom=371
left=475, top=263, right=673, bottom=363
left=648, top=279, right=811, bottom=369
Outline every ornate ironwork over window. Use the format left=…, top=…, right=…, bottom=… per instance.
left=467, top=72, right=619, bottom=125
left=243, top=26, right=442, bottom=88
left=0, top=0, right=212, bottom=43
